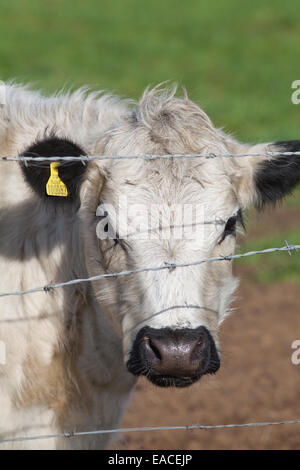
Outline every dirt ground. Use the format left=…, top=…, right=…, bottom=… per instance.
left=111, top=206, right=300, bottom=450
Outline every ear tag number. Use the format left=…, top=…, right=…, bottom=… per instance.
left=46, top=162, right=68, bottom=197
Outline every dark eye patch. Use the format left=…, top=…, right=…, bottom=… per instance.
left=220, top=216, right=237, bottom=244
left=96, top=209, right=129, bottom=250
left=219, top=209, right=244, bottom=244
left=224, top=216, right=237, bottom=235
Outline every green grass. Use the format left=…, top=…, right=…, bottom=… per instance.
left=237, top=227, right=300, bottom=283
left=1, top=0, right=300, bottom=143
left=1, top=0, right=300, bottom=281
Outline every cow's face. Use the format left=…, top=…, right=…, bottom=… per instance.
left=83, top=155, right=242, bottom=387
left=20, top=87, right=300, bottom=388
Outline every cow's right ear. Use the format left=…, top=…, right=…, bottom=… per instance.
left=20, top=136, right=87, bottom=201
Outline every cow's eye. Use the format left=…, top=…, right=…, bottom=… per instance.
left=96, top=209, right=121, bottom=246
left=219, top=209, right=244, bottom=244
left=102, top=221, right=121, bottom=246
left=222, top=216, right=237, bottom=240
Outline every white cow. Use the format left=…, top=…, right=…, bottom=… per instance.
left=0, top=83, right=298, bottom=449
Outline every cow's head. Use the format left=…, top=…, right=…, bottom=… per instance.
left=21, top=86, right=300, bottom=388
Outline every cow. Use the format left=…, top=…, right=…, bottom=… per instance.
left=0, top=83, right=299, bottom=449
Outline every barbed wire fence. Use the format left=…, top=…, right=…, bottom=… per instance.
left=1, top=150, right=300, bottom=445
left=1, top=419, right=300, bottom=445
left=0, top=242, right=299, bottom=298
left=1, top=149, right=300, bottom=163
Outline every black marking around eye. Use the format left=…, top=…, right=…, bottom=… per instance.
left=219, top=208, right=244, bottom=244
left=224, top=216, right=237, bottom=234
left=96, top=207, right=128, bottom=250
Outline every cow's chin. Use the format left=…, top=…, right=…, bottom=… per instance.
left=144, top=373, right=202, bottom=388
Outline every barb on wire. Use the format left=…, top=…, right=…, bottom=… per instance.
left=0, top=243, right=299, bottom=299
left=1, top=418, right=300, bottom=444
left=1, top=150, right=300, bottom=163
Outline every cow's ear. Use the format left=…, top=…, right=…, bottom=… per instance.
left=20, top=136, right=87, bottom=201
left=225, top=140, right=300, bottom=209
left=254, top=140, right=300, bottom=208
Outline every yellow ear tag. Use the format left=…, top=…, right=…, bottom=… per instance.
left=46, top=162, right=68, bottom=197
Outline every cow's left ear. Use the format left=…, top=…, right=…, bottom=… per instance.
left=226, top=140, right=300, bottom=209
left=20, top=136, right=87, bottom=201
left=254, top=140, right=300, bottom=208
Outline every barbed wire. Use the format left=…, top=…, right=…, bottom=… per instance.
left=0, top=242, right=298, bottom=298
left=1, top=418, right=300, bottom=444
left=1, top=150, right=300, bottom=163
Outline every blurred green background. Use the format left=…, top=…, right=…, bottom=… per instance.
left=1, top=0, right=300, bottom=281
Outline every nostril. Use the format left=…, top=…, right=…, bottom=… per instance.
left=143, top=337, right=161, bottom=364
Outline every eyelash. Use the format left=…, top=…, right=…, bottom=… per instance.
left=219, top=210, right=244, bottom=244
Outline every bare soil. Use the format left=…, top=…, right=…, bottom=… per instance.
left=111, top=205, right=300, bottom=450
